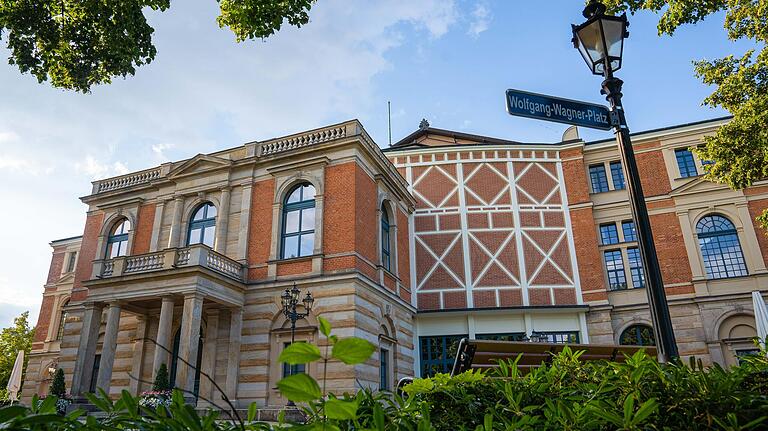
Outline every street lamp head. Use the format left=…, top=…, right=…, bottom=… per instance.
left=571, top=0, right=629, bottom=76
left=281, top=288, right=291, bottom=310
left=290, top=283, right=300, bottom=302
left=303, top=291, right=314, bottom=312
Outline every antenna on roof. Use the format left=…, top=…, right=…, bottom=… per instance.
left=388, top=101, right=392, bottom=146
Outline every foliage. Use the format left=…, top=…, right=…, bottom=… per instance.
left=601, top=0, right=768, bottom=230
left=50, top=369, right=65, bottom=398
left=0, top=311, right=34, bottom=391
left=0, top=0, right=316, bottom=92
left=152, top=363, right=171, bottom=392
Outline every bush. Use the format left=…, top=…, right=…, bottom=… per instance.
left=352, top=348, right=768, bottom=430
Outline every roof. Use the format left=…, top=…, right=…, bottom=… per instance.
left=384, top=126, right=558, bottom=152
left=50, top=235, right=82, bottom=245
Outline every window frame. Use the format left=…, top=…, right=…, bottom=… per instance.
left=56, top=299, right=69, bottom=341
left=598, top=219, right=644, bottom=291
left=619, top=324, right=656, bottom=346
left=381, top=205, right=391, bottom=271
left=609, top=161, right=626, bottom=190
left=589, top=160, right=626, bottom=193
left=419, top=335, right=466, bottom=377
left=281, top=183, right=317, bottom=259
left=696, top=215, right=749, bottom=280
left=106, top=219, right=131, bottom=258
left=187, top=202, right=217, bottom=248
left=589, top=164, right=610, bottom=193
left=675, top=148, right=699, bottom=178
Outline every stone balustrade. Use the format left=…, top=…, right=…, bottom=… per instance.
left=258, top=125, right=348, bottom=156
left=92, top=244, right=244, bottom=282
left=92, top=166, right=165, bottom=194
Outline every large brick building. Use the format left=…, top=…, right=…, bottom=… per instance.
left=24, top=116, right=768, bottom=407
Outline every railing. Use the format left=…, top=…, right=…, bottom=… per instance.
left=259, top=125, right=347, bottom=156
left=94, top=167, right=164, bottom=193
left=93, top=245, right=244, bottom=282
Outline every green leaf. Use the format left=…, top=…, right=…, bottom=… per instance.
left=373, top=403, right=385, bottom=430
left=631, top=398, right=658, bottom=426
left=319, top=316, right=332, bottom=338
left=324, top=398, right=358, bottom=420
left=248, top=402, right=258, bottom=422
left=280, top=342, right=322, bottom=365
left=277, top=373, right=322, bottom=402
left=332, top=337, right=376, bottom=365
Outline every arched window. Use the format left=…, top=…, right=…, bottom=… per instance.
left=696, top=215, right=748, bottom=279
left=619, top=324, right=655, bottom=346
left=106, top=219, right=131, bottom=258
left=282, top=183, right=316, bottom=259
left=188, top=203, right=217, bottom=247
left=381, top=205, right=391, bottom=271
left=56, top=299, right=69, bottom=340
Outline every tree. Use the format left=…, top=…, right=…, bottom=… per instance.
left=50, top=368, right=65, bottom=398
left=152, top=363, right=170, bottom=392
left=0, top=312, right=35, bottom=390
left=0, top=0, right=316, bottom=93
left=602, top=1, right=768, bottom=230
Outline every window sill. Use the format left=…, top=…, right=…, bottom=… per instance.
left=268, top=254, right=323, bottom=264
left=378, top=266, right=400, bottom=281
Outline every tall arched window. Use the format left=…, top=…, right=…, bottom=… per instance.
left=696, top=215, right=748, bottom=279
left=188, top=203, right=217, bottom=247
left=619, top=324, right=655, bottom=346
left=106, top=219, right=131, bottom=258
left=282, top=183, right=316, bottom=259
left=381, top=205, right=391, bottom=271
left=56, top=299, right=69, bottom=340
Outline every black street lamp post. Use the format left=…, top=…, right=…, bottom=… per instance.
left=280, top=283, right=314, bottom=405
left=572, top=1, right=679, bottom=362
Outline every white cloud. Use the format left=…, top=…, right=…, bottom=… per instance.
left=468, top=3, right=492, bottom=37
left=0, top=0, right=465, bottom=329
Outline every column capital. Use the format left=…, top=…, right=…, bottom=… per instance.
left=184, top=292, right=206, bottom=301
left=161, top=296, right=176, bottom=304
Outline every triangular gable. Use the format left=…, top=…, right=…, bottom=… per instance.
left=167, top=154, right=233, bottom=179
left=669, top=176, right=728, bottom=197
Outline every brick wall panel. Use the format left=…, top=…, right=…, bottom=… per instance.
left=355, top=164, right=378, bottom=264
left=569, top=208, right=606, bottom=298
left=324, top=163, right=356, bottom=255
left=650, top=212, right=692, bottom=285
left=46, top=250, right=65, bottom=284
left=71, top=212, right=105, bottom=301
left=636, top=148, right=671, bottom=197
left=247, top=178, right=275, bottom=273
left=33, top=295, right=55, bottom=343
left=132, top=203, right=156, bottom=254
left=748, top=199, right=768, bottom=267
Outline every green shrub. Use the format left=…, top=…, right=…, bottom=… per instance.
left=152, top=363, right=171, bottom=392
left=50, top=369, right=66, bottom=398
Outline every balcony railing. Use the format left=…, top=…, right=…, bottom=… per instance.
left=92, top=245, right=244, bottom=282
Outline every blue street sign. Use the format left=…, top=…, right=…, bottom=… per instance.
left=505, top=89, right=613, bottom=131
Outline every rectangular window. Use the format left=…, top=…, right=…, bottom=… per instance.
left=419, top=335, right=466, bottom=377
left=599, top=223, right=620, bottom=245
left=66, top=252, right=77, bottom=273
left=379, top=348, right=389, bottom=390
left=534, top=331, right=580, bottom=344
left=282, top=343, right=306, bottom=377
left=604, top=250, right=627, bottom=290
left=610, top=161, right=626, bottom=190
left=622, top=221, right=637, bottom=242
left=589, top=164, right=610, bottom=193
left=475, top=333, right=527, bottom=342
left=627, top=247, right=645, bottom=288
left=675, top=149, right=698, bottom=178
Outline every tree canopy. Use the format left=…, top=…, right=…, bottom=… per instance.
left=0, top=312, right=35, bottom=391
left=0, top=0, right=315, bottom=92
left=603, top=1, right=768, bottom=229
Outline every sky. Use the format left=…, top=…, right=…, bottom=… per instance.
left=0, top=1, right=750, bottom=329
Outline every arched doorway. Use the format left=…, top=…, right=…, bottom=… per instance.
left=170, top=326, right=204, bottom=398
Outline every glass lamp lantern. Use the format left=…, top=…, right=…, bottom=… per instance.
left=571, top=1, right=629, bottom=75
left=303, top=291, right=314, bottom=312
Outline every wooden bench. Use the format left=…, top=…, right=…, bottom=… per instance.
left=451, top=338, right=657, bottom=375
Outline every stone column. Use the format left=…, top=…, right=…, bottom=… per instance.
left=71, top=302, right=104, bottom=395
left=153, top=296, right=175, bottom=375
left=168, top=196, right=185, bottom=248
left=225, top=308, right=243, bottom=403
left=129, top=316, right=148, bottom=395
left=198, top=309, right=220, bottom=404
left=237, top=184, right=253, bottom=261
left=214, top=187, right=231, bottom=254
left=176, top=294, right=204, bottom=392
left=96, top=302, right=122, bottom=394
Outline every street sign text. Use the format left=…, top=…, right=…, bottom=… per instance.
left=505, top=89, right=613, bottom=131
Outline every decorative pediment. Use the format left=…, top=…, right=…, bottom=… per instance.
left=167, top=154, right=232, bottom=179
left=669, top=176, right=728, bottom=197
left=58, top=272, right=76, bottom=284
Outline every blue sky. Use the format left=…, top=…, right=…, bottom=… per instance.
left=0, top=1, right=748, bottom=328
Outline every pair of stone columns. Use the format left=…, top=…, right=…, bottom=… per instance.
left=71, top=302, right=121, bottom=396
left=72, top=296, right=243, bottom=401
